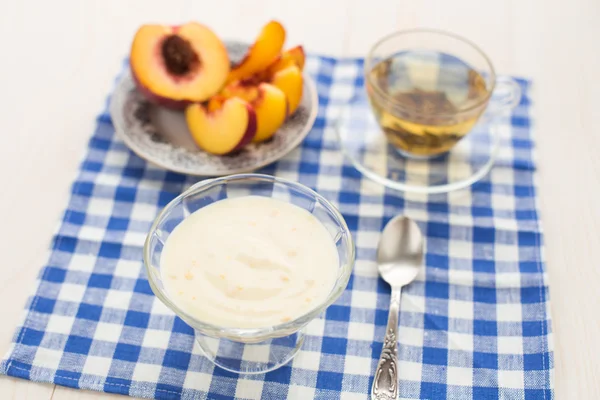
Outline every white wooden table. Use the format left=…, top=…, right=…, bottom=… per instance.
left=1, top=0, right=598, bottom=398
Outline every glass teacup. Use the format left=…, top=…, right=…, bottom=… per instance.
left=365, top=28, right=522, bottom=159
left=143, top=174, right=355, bottom=374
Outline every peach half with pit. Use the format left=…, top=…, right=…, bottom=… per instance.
left=226, top=20, right=286, bottom=84
left=130, top=22, right=230, bottom=109
left=222, top=81, right=287, bottom=143
left=185, top=97, right=257, bottom=155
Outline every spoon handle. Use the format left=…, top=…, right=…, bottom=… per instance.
left=372, top=285, right=402, bottom=400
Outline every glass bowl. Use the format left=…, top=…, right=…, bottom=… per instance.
left=143, top=174, right=355, bottom=374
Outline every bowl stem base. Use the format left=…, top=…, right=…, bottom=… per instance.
left=195, top=329, right=305, bottom=374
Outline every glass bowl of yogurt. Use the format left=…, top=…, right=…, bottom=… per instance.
left=144, top=173, right=355, bottom=374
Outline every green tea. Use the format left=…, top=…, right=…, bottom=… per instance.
left=368, top=51, right=489, bottom=157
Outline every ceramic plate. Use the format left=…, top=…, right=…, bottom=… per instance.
left=109, top=42, right=318, bottom=176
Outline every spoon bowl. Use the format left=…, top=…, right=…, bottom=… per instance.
left=377, top=216, right=424, bottom=287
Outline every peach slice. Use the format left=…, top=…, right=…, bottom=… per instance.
left=285, top=46, right=306, bottom=70
left=270, top=65, right=303, bottom=116
left=222, top=81, right=287, bottom=142
left=185, top=97, right=257, bottom=155
left=264, top=45, right=306, bottom=77
left=130, top=22, right=230, bottom=109
left=226, top=21, right=286, bottom=84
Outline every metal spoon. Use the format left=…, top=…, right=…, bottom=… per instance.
left=371, top=216, right=424, bottom=400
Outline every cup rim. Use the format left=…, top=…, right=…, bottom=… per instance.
left=364, top=28, right=497, bottom=117
left=143, top=173, right=355, bottom=341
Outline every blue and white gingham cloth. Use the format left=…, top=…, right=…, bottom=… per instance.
left=0, top=55, right=553, bottom=399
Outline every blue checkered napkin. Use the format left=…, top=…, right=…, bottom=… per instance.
left=0, top=54, right=553, bottom=399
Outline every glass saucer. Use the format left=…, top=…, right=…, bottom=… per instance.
left=334, top=93, right=500, bottom=194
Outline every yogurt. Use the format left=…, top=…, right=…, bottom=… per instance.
left=160, top=195, right=339, bottom=329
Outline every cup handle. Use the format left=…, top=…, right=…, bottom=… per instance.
left=484, top=75, right=522, bottom=117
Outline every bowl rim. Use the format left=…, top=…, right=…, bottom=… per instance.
left=143, top=173, right=355, bottom=341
